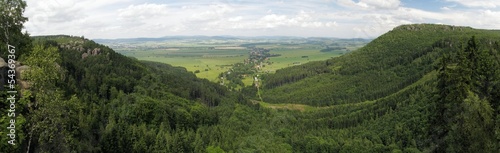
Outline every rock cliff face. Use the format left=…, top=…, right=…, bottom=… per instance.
left=16, top=65, right=31, bottom=89
left=0, top=57, right=7, bottom=90
left=1, top=36, right=104, bottom=95
left=58, top=40, right=102, bottom=59
left=59, top=40, right=85, bottom=52
left=0, top=57, right=30, bottom=92
left=81, top=48, right=101, bottom=59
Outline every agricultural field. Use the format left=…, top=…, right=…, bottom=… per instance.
left=122, top=47, right=248, bottom=82
left=97, top=37, right=369, bottom=83
left=255, top=47, right=347, bottom=73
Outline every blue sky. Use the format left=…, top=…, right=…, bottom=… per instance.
left=23, top=0, right=500, bottom=39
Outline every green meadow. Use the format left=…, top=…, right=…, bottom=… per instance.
left=260, top=48, right=344, bottom=73
left=106, top=38, right=368, bottom=83
left=141, top=55, right=247, bottom=82
left=116, top=47, right=248, bottom=81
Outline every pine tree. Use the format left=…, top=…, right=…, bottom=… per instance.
left=435, top=36, right=500, bottom=152
left=432, top=36, right=499, bottom=152
left=431, top=54, right=452, bottom=152
left=461, top=91, right=494, bottom=152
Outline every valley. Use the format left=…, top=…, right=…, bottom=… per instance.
left=96, top=37, right=369, bottom=87
left=2, top=4, right=500, bottom=151
left=3, top=0, right=500, bottom=152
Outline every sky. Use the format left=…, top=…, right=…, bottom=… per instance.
left=23, top=0, right=500, bottom=39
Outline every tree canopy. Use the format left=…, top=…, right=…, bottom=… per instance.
left=1, top=2, right=500, bottom=152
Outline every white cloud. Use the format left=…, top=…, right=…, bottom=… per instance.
left=337, top=0, right=400, bottom=10
left=236, top=11, right=338, bottom=29
left=446, top=0, right=500, bottom=8
left=25, top=0, right=84, bottom=24
left=300, top=22, right=324, bottom=28
left=24, top=0, right=131, bottom=37
left=228, top=16, right=243, bottom=22
left=170, top=25, right=187, bottom=32
left=189, top=4, right=234, bottom=21
left=118, top=3, right=169, bottom=20
left=260, top=14, right=288, bottom=28
left=21, top=0, right=500, bottom=39
left=325, top=22, right=338, bottom=27
left=362, top=0, right=400, bottom=9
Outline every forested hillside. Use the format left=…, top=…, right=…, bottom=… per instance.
left=1, top=24, right=496, bottom=153
left=2, top=35, right=249, bottom=152
left=1, top=1, right=500, bottom=152
left=261, top=24, right=500, bottom=106
left=253, top=24, right=500, bottom=152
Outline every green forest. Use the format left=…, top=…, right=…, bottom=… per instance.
left=1, top=0, right=500, bottom=152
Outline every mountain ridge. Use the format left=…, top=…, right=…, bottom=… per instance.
left=92, top=35, right=370, bottom=43
left=259, top=23, right=500, bottom=106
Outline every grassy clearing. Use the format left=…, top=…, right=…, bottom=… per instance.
left=254, top=100, right=317, bottom=112
left=257, top=98, right=375, bottom=112
left=261, top=48, right=344, bottom=73
left=242, top=77, right=254, bottom=86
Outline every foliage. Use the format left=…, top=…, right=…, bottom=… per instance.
left=0, top=0, right=31, bottom=59
left=261, top=24, right=500, bottom=106
left=1, top=13, right=500, bottom=153
left=431, top=36, right=499, bottom=152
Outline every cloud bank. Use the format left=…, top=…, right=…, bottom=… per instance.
left=23, top=0, right=500, bottom=39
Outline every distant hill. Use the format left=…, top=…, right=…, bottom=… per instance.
left=93, top=35, right=369, bottom=44
left=261, top=24, right=500, bottom=106
left=253, top=24, right=500, bottom=152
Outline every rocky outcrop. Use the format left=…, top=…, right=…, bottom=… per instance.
left=0, top=57, right=7, bottom=90
left=16, top=65, right=31, bottom=89
left=92, top=48, right=101, bottom=55
left=393, top=24, right=471, bottom=32
left=0, top=57, right=31, bottom=92
left=82, top=53, right=89, bottom=59
left=58, top=39, right=103, bottom=59
left=0, top=57, right=6, bottom=67
left=82, top=48, right=102, bottom=59
left=60, top=40, right=85, bottom=50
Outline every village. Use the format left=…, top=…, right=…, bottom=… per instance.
left=218, top=47, right=281, bottom=89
